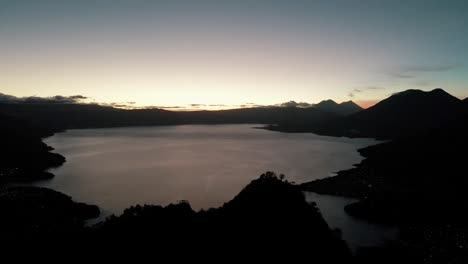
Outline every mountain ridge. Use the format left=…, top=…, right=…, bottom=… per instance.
left=314, top=99, right=363, bottom=115
left=275, top=88, right=467, bottom=139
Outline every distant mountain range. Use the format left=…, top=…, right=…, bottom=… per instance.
left=0, top=99, right=347, bottom=132
left=1, top=88, right=466, bottom=140
left=273, top=88, right=468, bottom=139
left=1, top=89, right=466, bottom=140
left=1, top=88, right=467, bottom=183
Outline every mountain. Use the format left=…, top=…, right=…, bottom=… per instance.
left=0, top=113, right=65, bottom=183
left=339, top=100, right=364, bottom=114
left=314, top=100, right=363, bottom=115
left=1, top=88, right=462, bottom=141
left=0, top=102, right=338, bottom=131
left=310, top=88, right=466, bottom=139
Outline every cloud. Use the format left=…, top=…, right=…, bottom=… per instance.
left=405, top=64, right=462, bottom=72
left=187, top=104, right=230, bottom=108
left=239, top=103, right=263, bottom=108
left=413, top=80, right=430, bottom=87
left=389, top=63, right=462, bottom=79
left=111, top=104, right=130, bottom=108
left=277, top=101, right=313, bottom=108
left=208, top=104, right=228, bottom=107
left=147, top=106, right=185, bottom=110
left=391, top=73, right=414, bottom=79
left=0, top=93, right=88, bottom=104
left=69, top=95, right=88, bottom=100
left=348, top=86, right=385, bottom=98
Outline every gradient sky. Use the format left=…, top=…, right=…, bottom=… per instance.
left=1, top=0, right=467, bottom=108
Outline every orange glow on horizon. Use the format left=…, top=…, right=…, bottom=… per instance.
left=356, top=100, right=379, bottom=109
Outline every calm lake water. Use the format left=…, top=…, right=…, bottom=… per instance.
left=36, top=124, right=395, bottom=250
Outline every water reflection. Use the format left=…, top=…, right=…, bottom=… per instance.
left=305, top=192, right=399, bottom=252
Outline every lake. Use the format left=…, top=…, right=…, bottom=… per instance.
left=36, top=124, right=395, bottom=250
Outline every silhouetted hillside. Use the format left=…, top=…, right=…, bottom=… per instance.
left=0, top=186, right=99, bottom=239
left=0, top=113, right=65, bottom=183
left=315, top=100, right=363, bottom=115
left=277, top=88, right=466, bottom=139
left=4, top=173, right=351, bottom=259
left=95, top=172, right=351, bottom=258
left=0, top=103, right=178, bottom=130
left=302, top=115, right=468, bottom=263
left=303, top=112, right=468, bottom=220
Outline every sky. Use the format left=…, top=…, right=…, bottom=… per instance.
left=1, top=0, right=467, bottom=109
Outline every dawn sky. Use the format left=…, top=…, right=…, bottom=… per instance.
left=1, top=0, right=467, bottom=108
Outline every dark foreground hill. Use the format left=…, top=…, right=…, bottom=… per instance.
left=0, top=186, right=99, bottom=237
left=302, top=113, right=468, bottom=222
left=302, top=114, right=468, bottom=263
left=95, top=172, right=350, bottom=259
left=1, top=172, right=351, bottom=260
left=0, top=113, right=65, bottom=183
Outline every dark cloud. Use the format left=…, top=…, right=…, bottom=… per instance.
left=112, top=104, right=130, bottom=108
left=0, top=93, right=88, bottom=104
left=278, top=101, right=313, bottom=108
left=98, top=102, right=129, bottom=108
left=154, top=106, right=185, bottom=110
left=69, top=95, right=88, bottom=100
